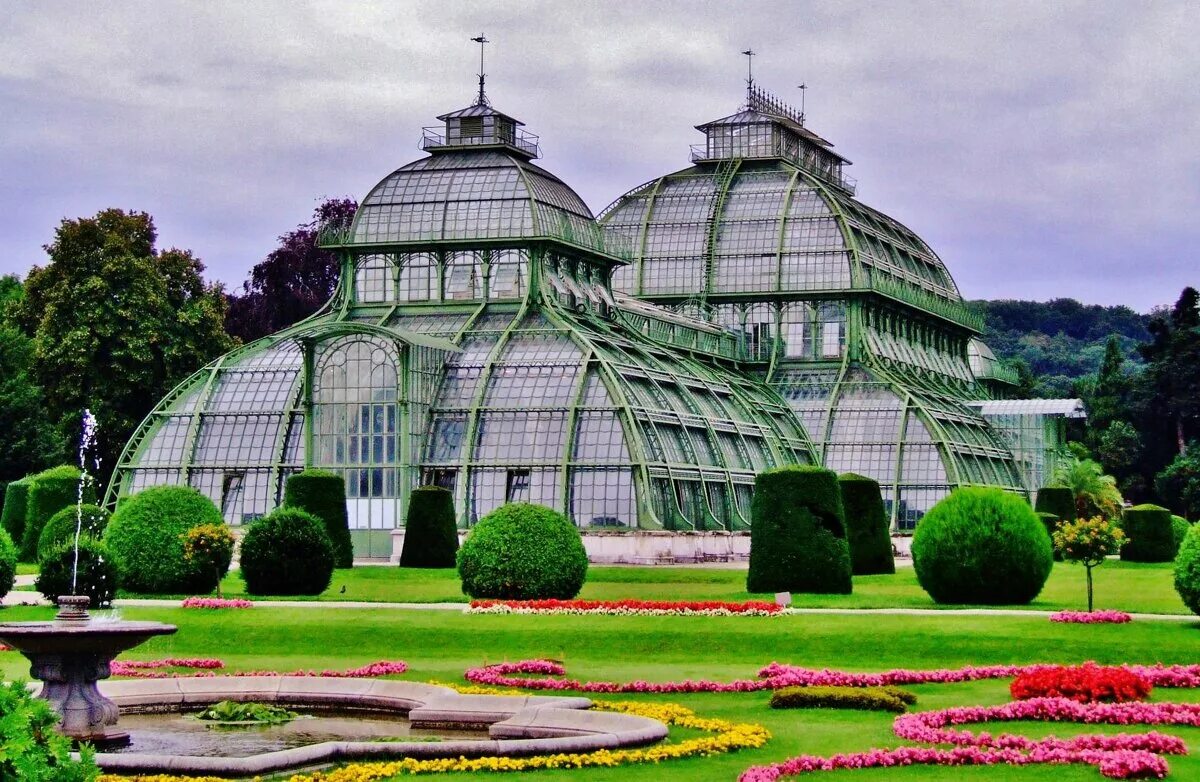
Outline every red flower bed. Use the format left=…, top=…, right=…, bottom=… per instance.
left=1010, top=663, right=1152, bottom=703
left=468, top=598, right=782, bottom=616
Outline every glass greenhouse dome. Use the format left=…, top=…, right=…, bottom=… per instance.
left=108, top=98, right=816, bottom=556
left=599, top=86, right=1028, bottom=528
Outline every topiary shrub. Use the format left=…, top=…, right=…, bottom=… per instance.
left=0, top=477, right=30, bottom=548
left=457, top=503, right=588, bottom=600
left=21, top=465, right=93, bottom=562
left=747, top=466, right=851, bottom=595
left=1038, top=512, right=1063, bottom=561
left=36, top=503, right=110, bottom=562
left=770, top=685, right=916, bottom=712
left=1035, top=485, right=1077, bottom=524
left=283, top=470, right=353, bottom=568
left=838, top=473, right=894, bottom=576
left=104, top=486, right=227, bottom=594
left=239, top=508, right=335, bottom=596
left=912, top=487, right=1052, bottom=605
left=0, top=528, right=16, bottom=600
left=1172, top=515, right=1191, bottom=556
left=35, top=538, right=118, bottom=608
left=1174, top=522, right=1200, bottom=616
left=400, top=486, right=459, bottom=568
left=1120, top=504, right=1176, bottom=563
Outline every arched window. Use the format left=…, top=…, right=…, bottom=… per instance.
left=355, top=255, right=397, bottom=303
left=445, top=251, right=481, bottom=300
left=397, top=253, right=437, bottom=302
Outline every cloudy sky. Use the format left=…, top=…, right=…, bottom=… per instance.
left=1, top=1, right=1197, bottom=312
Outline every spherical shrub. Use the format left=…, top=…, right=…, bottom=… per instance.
left=104, top=486, right=226, bottom=594
left=284, top=470, right=353, bottom=568
left=1175, top=522, right=1200, bottom=616
left=22, top=465, right=94, bottom=562
left=239, top=508, right=335, bottom=596
left=0, top=477, right=30, bottom=549
left=0, top=528, right=16, bottom=599
left=748, top=466, right=852, bottom=594
left=1120, top=504, right=1176, bottom=562
left=457, top=503, right=588, bottom=600
left=36, top=503, right=110, bottom=561
left=400, top=486, right=459, bottom=568
left=838, top=473, right=894, bottom=576
left=912, top=487, right=1052, bottom=605
left=35, top=538, right=118, bottom=608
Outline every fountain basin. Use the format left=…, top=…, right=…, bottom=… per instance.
left=86, top=677, right=667, bottom=777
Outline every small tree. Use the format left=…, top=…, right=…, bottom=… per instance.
left=181, top=523, right=236, bottom=598
left=1053, top=516, right=1126, bottom=612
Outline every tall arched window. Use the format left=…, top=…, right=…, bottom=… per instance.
left=355, top=255, right=397, bottom=303
left=397, top=252, right=437, bottom=302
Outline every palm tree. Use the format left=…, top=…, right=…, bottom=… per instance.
left=1052, top=455, right=1124, bottom=519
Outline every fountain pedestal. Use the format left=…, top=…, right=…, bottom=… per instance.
left=0, top=596, right=176, bottom=746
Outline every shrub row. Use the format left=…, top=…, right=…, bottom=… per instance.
left=770, top=685, right=917, bottom=713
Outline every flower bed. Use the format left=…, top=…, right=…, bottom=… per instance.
left=467, top=598, right=782, bottom=616
left=1011, top=663, right=1152, bottom=703
left=181, top=597, right=253, bottom=609
left=109, top=658, right=407, bottom=679
left=1051, top=610, right=1133, bottom=624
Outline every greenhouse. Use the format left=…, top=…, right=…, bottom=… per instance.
left=107, top=99, right=814, bottom=556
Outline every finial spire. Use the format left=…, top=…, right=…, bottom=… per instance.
left=471, top=34, right=490, bottom=106
left=741, top=49, right=756, bottom=104
left=797, top=83, right=807, bottom=125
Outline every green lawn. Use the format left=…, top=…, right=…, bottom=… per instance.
left=124, top=559, right=1191, bottom=615
left=3, top=602, right=1199, bottom=781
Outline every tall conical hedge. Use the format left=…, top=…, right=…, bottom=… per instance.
left=400, top=486, right=459, bottom=568
left=284, top=470, right=353, bottom=568
left=0, top=478, right=30, bottom=550
left=747, top=466, right=852, bottom=594
left=22, top=466, right=93, bottom=562
left=838, top=473, right=894, bottom=575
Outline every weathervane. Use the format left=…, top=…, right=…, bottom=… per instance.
left=797, top=83, right=807, bottom=125
left=741, top=48, right=756, bottom=103
left=471, top=34, right=490, bottom=106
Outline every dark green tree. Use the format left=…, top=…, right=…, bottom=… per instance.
left=14, top=210, right=232, bottom=487
left=1156, top=444, right=1200, bottom=520
left=0, top=276, right=63, bottom=486
left=1087, top=336, right=1132, bottom=437
left=1140, top=287, right=1200, bottom=456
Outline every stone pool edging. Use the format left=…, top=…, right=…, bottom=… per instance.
left=84, top=676, right=668, bottom=777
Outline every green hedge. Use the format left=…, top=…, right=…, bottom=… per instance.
left=1175, top=522, right=1200, bottom=616
left=770, top=685, right=916, bottom=712
left=1121, top=504, right=1177, bottom=563
left=838, top=473, right=894, bottom=575
left=747, top=466, right=851, bottom=594
left=1035, top=485, right=1076, bottom=524
left=912, top=487, right=1052, bottom=605
left=0, top=478, right=29, bottom=548
left=240, top=508, right=335, bottom=596
left=457, top=503, right=588, bottom=599
left=104, top=486, right=226, bottom=594
left=0, top=528, right=15, bottom=600
left=400, top=486, right=459, bottom=568
left=1172, top=515, right=1191, bottom=555
left=36, top=503, right=110, bottom=562
left=1038, top=512, right=1063, bottom=561
left=284, top=470, right=352, bottom=568
left=35, top=538, right=118, bottom=608
left=21, top=465, right=93, bottom=562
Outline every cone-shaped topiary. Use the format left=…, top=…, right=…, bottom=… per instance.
left=1035, top=486, right=1077, bottom=524
left=457, top=503, right=588, bottom=599
left=1120, top=504, right=1176, bottom=562
left=104, top=486, right=227, bottom=594
left=0, top=528, right=15, bottom=600
left=912, top=487, right=1052, bottom=605
left=0, top=478, right=30, bottom=549
left=400, top=486, right=459, bottom=568
left=283, top=470, right=353, bottom=568
left=838, top=473, right=895, bottom=575
left=36, top=503, right=110, bottom=562
left=748, top=466, right=852, bottom=594
left=35, top=538, right=118, bottom=608
left=1175, top=522, right=1200, bottom=616
left=239, top=508, right=335, bottom=596
left=21, top=465, right=93, bottom=562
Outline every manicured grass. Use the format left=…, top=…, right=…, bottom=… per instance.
left=2, top=603, right=1199, bottom=780
left=15, top=562, right=38, bottom=576
left=145, top=559, right=1192, bottom=615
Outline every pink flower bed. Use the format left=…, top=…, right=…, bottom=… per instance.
left=1052, top=610, right=1133, bottom=624
left=468, top=598, right=782, bottom=617
left=109, top=658, right=407, bottom=679
left=181, top=597, right=254, bottom=609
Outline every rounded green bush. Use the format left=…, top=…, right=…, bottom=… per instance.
left=0, top=478, right=30, bottom=549
left=35, top=538, right=118, bottom=608
left=284, top=470, right=353, bottom=568
left=239, top=508, right=335, bottom=596
left=1120, top=504, right=1176, bottom=563
left=1175, top=522, right=1200, bottom=616
left=1172, top=515, right=1191, bottom=555
left=400, top=486, right=459, bottom=568
left=36, top=503, right=110, bottom=561
left=912, top=487, right=1052, bottom=605
left=457, top=503, right=588, bottom=600
left=748, top=466, right=852, bottom=594
left=0, top=528, right=16, bottom=599
left=22, top=465, right=94, bottom=562
left=838, top=473, right=894, bottom=576
left=104, top=486, right=227, bottom=594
